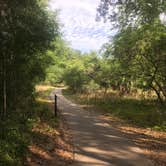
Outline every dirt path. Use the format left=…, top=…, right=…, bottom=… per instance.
left=51, top=88, right=154, bottom=166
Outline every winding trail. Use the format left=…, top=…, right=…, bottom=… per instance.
left=51, top=88, right=153, bottom=166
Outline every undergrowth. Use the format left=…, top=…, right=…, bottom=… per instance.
left=0, top=86, right=56, bottom=166
left=63, top=89, right=166, bottom=131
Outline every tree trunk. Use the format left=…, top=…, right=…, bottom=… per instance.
left=3, top=75, right=7, bottom=118
left=150, top=85, right=164, bottom=105
left=103, top=87, right=108, bottom=103
left=155, top=80, right=166, bottom=100
left=3, top=51, right=7, bottom=119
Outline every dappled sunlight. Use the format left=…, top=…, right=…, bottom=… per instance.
left=36, top=98, right=53, bottom=104
left=36, top=85, right=55, bottom=92
left=29, top=145, right=53, bottom=160
left=26, top=87, right=73, bottom=166
left=94, top=122, right=110, bottom=127
left=103, top=134, right=121, bottom=139
left=27, top=127, right=73, bottom=166
left=63, top=89, right=166, bottom=131
left=2, top=0, right=165, bottom=165
left=55, top=89, right=155, bottom=166
left=70, top=103, right=78, bottom=107
left=128, top=147, right=143, bottom=154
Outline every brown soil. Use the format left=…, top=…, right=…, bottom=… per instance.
left=26, top=108, right=74, bottom=166
left=25, top=86, right=74, bottom=166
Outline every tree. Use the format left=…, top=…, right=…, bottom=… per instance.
left=97, top=0, right=166, bottom=103
left=101, top=21, right=166, bottom=103
left=97, top=0, right=166, bottom=28
left=45, top=38, right=72, bottom=85
left=63, top=64, right=88, bottom=92
left=0, top=0, right=60, bottom=118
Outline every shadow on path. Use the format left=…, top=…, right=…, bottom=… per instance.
left=51, top=89, right=154, bottom=166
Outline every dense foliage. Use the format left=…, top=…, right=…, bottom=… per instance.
left=46, top=1, right=166, bottom=104
left=96, top=0, right=166, bottom=104
left=0, top=0, right=59, bottom=164
left=0, top=0, right=165, bottom=164
left=97, top=0, right=166, bottom=28
left=0, top=0, right=59, bottom=118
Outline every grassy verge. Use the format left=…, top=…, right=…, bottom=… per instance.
left=0, top=112, right=30, bottom=166
left=62, top=89, right=166, bottom=131
left=27, top=85, right=73, bottom=165
left=35, top=85, right=55, bottom=99
left=0, top=86, right=57, bottom=166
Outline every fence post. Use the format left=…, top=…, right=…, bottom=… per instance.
left=54, top=94, right=57, bottom=117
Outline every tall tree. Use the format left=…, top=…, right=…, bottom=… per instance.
left=98, top=0, right=166, bottom=103
left=0, top=0, right=59, bottom=118
left=97, top=0, right=166, bottom=28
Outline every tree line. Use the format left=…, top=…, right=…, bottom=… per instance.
left=0, top=0, right=60, bottom=119
left=46, top=0, right=166, bottom=104
left=97, top=0, right=166, bottom=103
left=1, top=0, right=165, bottom=122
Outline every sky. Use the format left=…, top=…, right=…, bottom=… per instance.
left=49, top=0, right=115, bottom=53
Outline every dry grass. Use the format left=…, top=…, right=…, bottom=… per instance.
left=63, top=88, right=166, bottom=166
left=101, top=115, right=166, bottom=166
left=35, top=85, right=55, bottom=92
left=26, top=86, right=74, bottom=166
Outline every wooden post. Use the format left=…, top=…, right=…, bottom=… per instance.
left=54, top=95, right=57, bottom=117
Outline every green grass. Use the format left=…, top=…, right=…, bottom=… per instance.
left=0, top=108, right=32, bottom=166
left=62, top=89, right=166, bottom=131
left=0, top=87, right=56, bottom=166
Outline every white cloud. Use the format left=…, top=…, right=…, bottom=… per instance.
left=49, top=0, right=115, bottom=52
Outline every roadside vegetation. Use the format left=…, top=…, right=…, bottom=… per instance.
left=46, top=0, right=166, bottom=131
left=62, top=89, right=166, bottom=166
left=0, top=85, right=56, bottom=165
left=27, top=85, right=73, bottom=166
left=0, top=0, right=62, bottom=165
left=0, top=0, right=165, bottom=165
left=63, top=89, right=166, bottom=131
left=0, top=85, right=73, bottom=165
